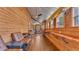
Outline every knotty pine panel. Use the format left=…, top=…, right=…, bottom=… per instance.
left=0, top=7, right=32, bottom=43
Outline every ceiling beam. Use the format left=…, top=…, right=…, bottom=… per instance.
left=48, top=7, right=64, bottom=20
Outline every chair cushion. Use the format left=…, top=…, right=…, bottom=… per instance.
left=7, top=41, right=27, bottom=49
left=11, top=33, right=24, bottom=41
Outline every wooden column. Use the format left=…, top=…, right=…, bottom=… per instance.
left=49, top=20, right=51, bottom=29
left=46, top=20, right=48, bottom=29
left=44, top=20, right=46, bottom=30
left=53, top=18, right=56, bottom=29
left=53, top=18, right=57, bottom=32
left=64, top=8, right=72, bottom=29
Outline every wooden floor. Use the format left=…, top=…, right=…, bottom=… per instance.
left=28, top=34, right=58, bottom=51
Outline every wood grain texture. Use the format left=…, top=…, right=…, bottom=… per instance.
left=0, top=7, right=32, bottom=43
left=28, top=34, right=58, bottom=51
left=44, top=7, right=79, bottom=51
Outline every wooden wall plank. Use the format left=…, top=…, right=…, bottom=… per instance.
left=0, top=7, right=32, bottom=43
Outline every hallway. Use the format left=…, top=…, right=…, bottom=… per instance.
left=0, top=7, right=79, bottom=51
left=28, top=34, right=58, bottom=51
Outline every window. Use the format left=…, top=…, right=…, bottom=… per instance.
left=50, top=20, right=54, bottom=28
left=56, top=13, right=64, bottom=28
left=49, top=19, right=54, bottom=29
left=73, top=7, right=79, bottom=26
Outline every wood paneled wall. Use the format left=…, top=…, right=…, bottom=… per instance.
left=0, top=7, right=32, bottom=43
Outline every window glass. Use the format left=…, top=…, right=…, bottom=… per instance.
left=73, top=7, right=79, bottom=26
left=49, top=19, right=54, bottom=28
left=56, top=13, right=64, bottom=28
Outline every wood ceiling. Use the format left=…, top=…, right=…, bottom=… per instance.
left=27, top=7, right=57, bottom=23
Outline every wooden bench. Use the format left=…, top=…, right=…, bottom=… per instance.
left=60, top=31, right=79, bottom=38
left=51, top=32, right=79, bottom=50
left=44, top=33, right=69, bottom=50
left=44, top=32, right=79, bottom=51
left=44, top=29, right=79, bottom=39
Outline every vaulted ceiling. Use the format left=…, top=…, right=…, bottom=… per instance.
left=27, top=7, right=58, bottom=23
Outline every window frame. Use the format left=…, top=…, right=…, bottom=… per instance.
left=56, top=12, right=64, bottom=28
left=72, top=7, right=79, bottom=27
